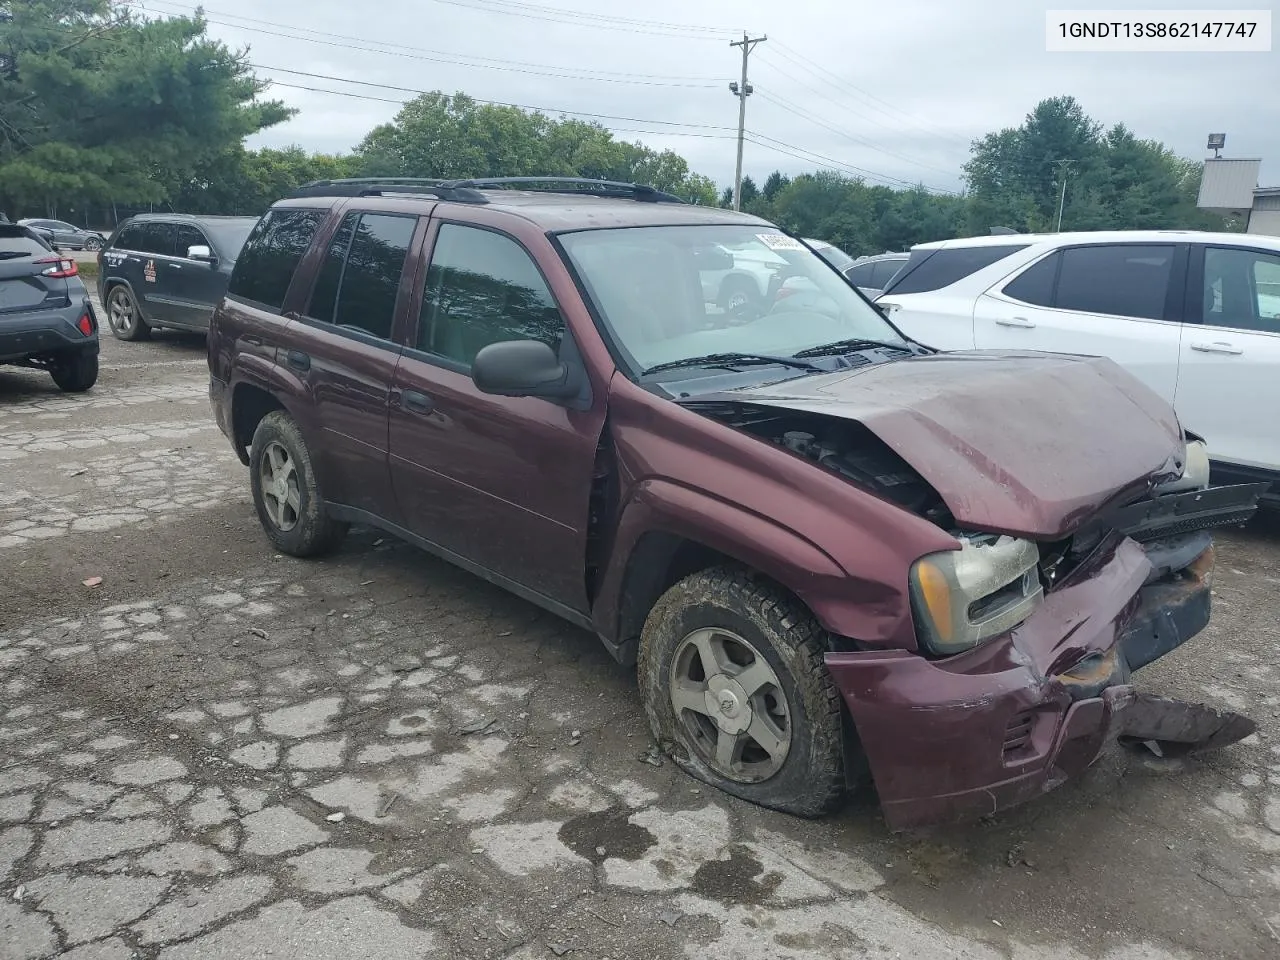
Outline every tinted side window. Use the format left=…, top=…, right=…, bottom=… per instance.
left=871, top=258, right=906, bottom=287
left=1054, top=245, right=1174, bottom=321
left=128, top=222, right=175, bottom=256
left=884, top=245, right=1030, bottom=295
left=328, top=213, right=416, bottom=340
left=1002, top=252, right=1059, bottom=306
left=1203, top=247, right=1280, bottom=334
left=114, top=224, right=141, bottom=250
left=307, top=215, right=356, bottom=325
left=173, top=224, right=208, bottom=258
left=418, top=224, right=564, bottom=367
left=227, top=209, right=325, bottom=311
left=846, top=262, right=875, bottom=286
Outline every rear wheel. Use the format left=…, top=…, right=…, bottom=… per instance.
left=106, top=285, right=150, bottom=341
left=49, top=351, right=98, bottom=392
left=249, top=411, right=348, bottom=557
left=637, top=566, right=848, bottom=818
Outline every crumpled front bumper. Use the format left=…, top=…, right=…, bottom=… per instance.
left=825, top=534, right=1256, bottom=831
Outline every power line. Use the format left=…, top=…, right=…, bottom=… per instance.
left=420, top=0, right=744, bottom=38
left=754, top=88, right=958, bottom=184
left=253, top=71, right=738, bottom=135
left=742, top=132, right=957, bottom=195
left=767, top=40, right=972, bottom=151
left=126, top=1, right=725, bottom=86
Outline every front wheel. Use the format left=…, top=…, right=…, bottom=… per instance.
left=249, top=411, right=348, bottom=557
left=84, top=236, right=102, bottom=251
left=637, top=566, right=848, bottom=818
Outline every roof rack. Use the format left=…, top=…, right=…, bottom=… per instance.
left=440, top=177, right=687, bottom=204
left=289, top=176, right=687, bottom=205
left=289, top=178, right=490, bottom=203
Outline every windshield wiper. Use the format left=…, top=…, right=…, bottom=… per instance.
left=641, top=352, right=823, bottom=377
left=0, top=252, right=32, bottom=260
left=793, top=338, right=913, bottom=358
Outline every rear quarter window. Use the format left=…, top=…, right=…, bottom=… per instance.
left=883, top=244, right=1030, bottom=295
left=227, top=209, right=326, bottom=312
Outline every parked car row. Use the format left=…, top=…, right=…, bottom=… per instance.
left=199, top=177, right=1261, bottom=830
left=876, top=230, right=1280, bottom=504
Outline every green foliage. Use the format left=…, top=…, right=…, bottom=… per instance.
left=173, top=145, right=355, bottom=214
left=0, top=0, right=291, bottom=211
left=351, top=91, right=717, bottom=204
left=963, top=96, right=1229, bottom=233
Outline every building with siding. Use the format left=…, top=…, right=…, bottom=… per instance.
left=1197, top=158, right=1280, bottom=237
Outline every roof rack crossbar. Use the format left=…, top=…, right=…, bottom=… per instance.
left=287, top=176, right=686, bottom=204
left=441, top=177, right=687, bottom=204
left=289, top=178, right=489, bottom=203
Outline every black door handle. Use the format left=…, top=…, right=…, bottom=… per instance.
left=286, top=350, right=310, bottom=371
left=401, top=390, right=434, bottom=414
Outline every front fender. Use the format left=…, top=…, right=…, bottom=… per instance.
left=592, top=478, right=883, bottom=653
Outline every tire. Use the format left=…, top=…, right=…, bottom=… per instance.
left=50, top=350, right=98, bottom=392
left=84, top=236, right=102, bottom=251
left=249, top=411, right=348, bottom=557
left=637, top=566, right=847, bottom=818
left=105, top=284, right=150, bottom=341
left=717, top=277, right=761, bottom=316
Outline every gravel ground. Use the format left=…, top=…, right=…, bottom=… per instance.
left=2, top=309, right=1278, bottom=960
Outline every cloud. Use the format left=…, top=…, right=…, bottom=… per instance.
left=164, top=0, right=1278, bottom=191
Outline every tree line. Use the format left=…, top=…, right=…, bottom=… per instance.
left=1, top=3, right=1233, bottom=254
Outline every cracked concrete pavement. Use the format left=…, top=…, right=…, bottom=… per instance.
left=2, top=309, right=1279, bottom=960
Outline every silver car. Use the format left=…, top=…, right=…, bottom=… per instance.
left=17, top=218, right=107, bottom=251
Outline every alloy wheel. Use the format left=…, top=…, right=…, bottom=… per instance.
left=668, top=627, right=792, bottom=783
left=259, top=441, right=302, bottom=532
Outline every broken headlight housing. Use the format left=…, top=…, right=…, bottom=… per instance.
left=909, top=535, right=1044, bottom=656
left=1153, top=439, right=1210, bottom=495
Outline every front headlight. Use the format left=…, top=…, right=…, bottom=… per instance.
left=909, top=536, right=1044, bottom=655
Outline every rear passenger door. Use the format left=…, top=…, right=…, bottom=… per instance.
left=1173, top=244, right=1280, bottom=476
left=125, top=222, right=180, bottom=324
left=387, top=220, right=602, bottom=611
left=286, top=209, right=422, bottom=522
left=974, top=243, right=1185, bottom=402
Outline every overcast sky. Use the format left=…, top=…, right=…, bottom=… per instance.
left=134, top=0, right=1277, bottom=194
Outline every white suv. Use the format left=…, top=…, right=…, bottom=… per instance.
left=876, top=230, right=1280, bottom=502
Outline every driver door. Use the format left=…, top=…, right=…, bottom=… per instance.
left=388, top=220, right=605, bottom=611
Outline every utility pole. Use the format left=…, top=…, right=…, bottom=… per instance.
left=1051, top=159, right=1076, bottom=231
left=729, top=32, right=766, bottom=212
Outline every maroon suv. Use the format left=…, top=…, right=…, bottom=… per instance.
left=208, top=177, right=1262, bottom=830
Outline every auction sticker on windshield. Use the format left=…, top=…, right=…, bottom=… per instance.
left=757, top=233, right=805, bottom=250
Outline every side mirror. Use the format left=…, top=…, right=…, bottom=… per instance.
left=187, top=244, right=215, bottom=262
left=471, top=340, right=580, bottom=400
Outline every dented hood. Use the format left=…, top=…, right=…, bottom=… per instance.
left=717, top=351, right=1185, bottom=538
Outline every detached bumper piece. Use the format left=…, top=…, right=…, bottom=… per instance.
left=1115, top=691, right=1256, bottom=758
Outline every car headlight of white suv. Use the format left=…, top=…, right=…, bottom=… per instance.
left=909, top=535, right=1044, bottom=656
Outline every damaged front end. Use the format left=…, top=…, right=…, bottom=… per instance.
left=685, top=396, right=1265, bottom=829
left=822, top=458, right=1266, bottom=830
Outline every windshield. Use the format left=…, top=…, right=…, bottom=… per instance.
left=205, top=219, right=259, bottom=259
left=559, top=225, right=905, bottom=375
